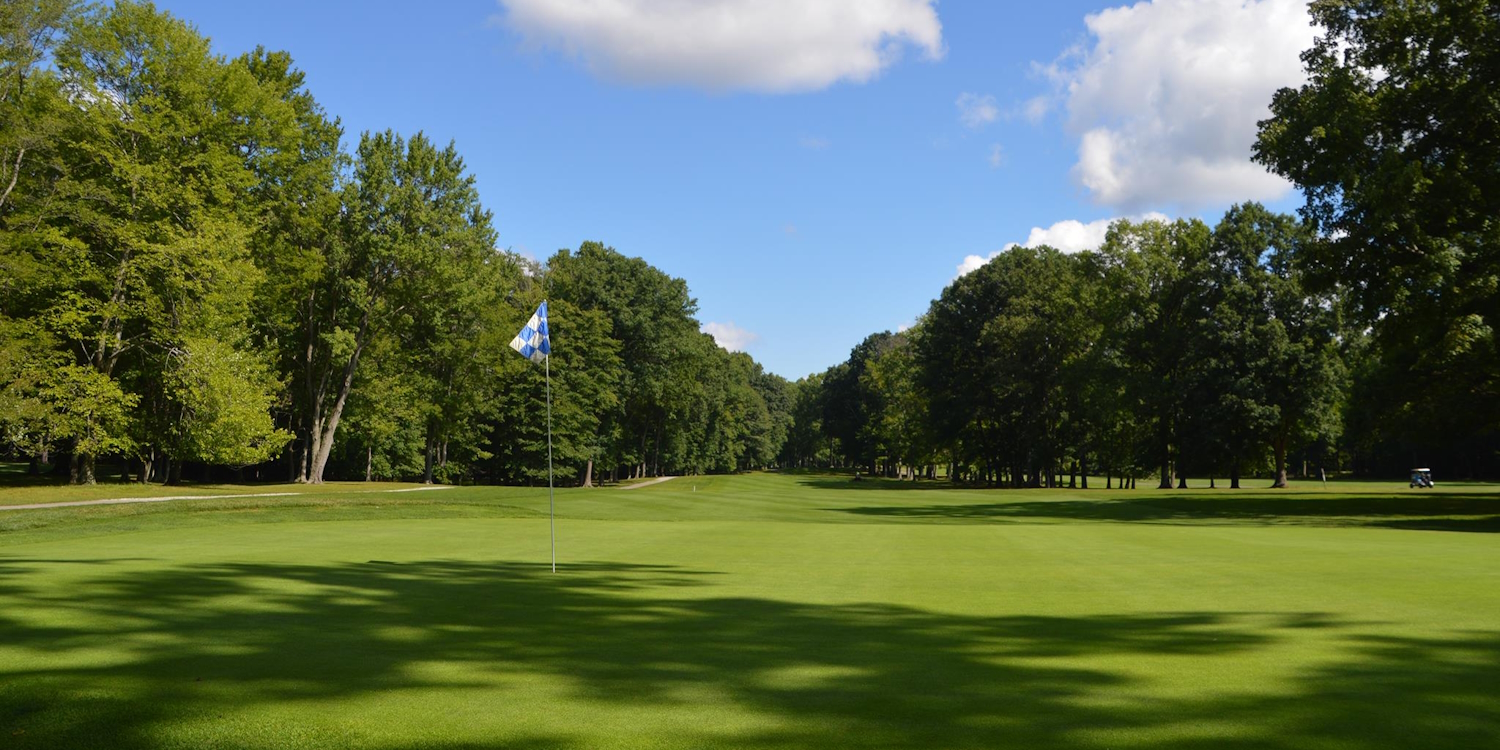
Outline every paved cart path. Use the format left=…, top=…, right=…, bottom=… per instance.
left=618, top=476, right=677, bottom=491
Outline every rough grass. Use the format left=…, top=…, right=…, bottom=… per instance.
left=1, top=471, right=1497, bottom=748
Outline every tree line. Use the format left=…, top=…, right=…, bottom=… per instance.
left=4, top=0, right=1496, bottom=487
left=782, top=0, right=1500, bottom=484
left=783, top=206, right=1345, bottom=488
left=0, top=0, right=793, bottom=485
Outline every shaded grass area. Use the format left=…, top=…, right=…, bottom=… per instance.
left=834, top=490, right=1500, bottom=532
left=795, top=473, right=1500, bottom=532
left=1, top=553, right=1498, bottom=749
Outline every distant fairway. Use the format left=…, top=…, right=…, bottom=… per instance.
left=1, top=473, right=1498, bottom=749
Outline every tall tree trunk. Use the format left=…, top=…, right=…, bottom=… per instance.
left=366, top=446, right=373, bottom=482
left=1157, top=411, right=1174, bottom=488
left=582, top=459, right=593, bottom=488
left=70, top=452, right=95, bottom=485
left=1157, top=426, right=1174, bottom=488
left=306, top=316, right=370, bottom=484
left=1272, top=431, right=1290, bottom=488
left=423, top=427, right=436, bottom=484
left=1230, top=461, right=1241, bottom=489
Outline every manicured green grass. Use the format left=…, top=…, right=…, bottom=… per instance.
left=0, top=463, right=432, bottom=506
left=1, top=472, right=1498, bottom=748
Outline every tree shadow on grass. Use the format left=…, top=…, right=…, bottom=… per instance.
left=0, top=556, right=1495, bottom=748
left=834, top=492, right=1500, bottom=532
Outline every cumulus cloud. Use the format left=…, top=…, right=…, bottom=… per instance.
left=956, top=92, right=998, bottom=128
left=987, top=143, right=1004, bottom=169
left=495, top=0, right=944, bottom=93
left=702, top=321, right=759, bottom=352
left=955, top=212, right=1171, bottom=277
left=1045, top=0, right=1315, bottom=209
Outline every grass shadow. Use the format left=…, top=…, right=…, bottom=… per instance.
left=0, top=556, right=1495, bottom=748
left=836, top=491, right=1500, bottom=532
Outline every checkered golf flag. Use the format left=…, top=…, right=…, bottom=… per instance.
left=509, top=301, right=551, bottom=363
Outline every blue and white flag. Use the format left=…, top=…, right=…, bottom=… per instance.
left=509, top=301, right=551, bottom=363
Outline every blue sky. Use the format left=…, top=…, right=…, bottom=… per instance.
left=156, top=0, right=1315, bottom=379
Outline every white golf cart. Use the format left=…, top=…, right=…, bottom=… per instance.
left=1409, top=468, right=1435, bottom=489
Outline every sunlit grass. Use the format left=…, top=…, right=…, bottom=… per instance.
left=0, top=471, right=1497, bottom=748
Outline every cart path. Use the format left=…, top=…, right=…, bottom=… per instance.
left=619, top=476, right=677, bottom=491
left=0, top=484, right=456, bottom=511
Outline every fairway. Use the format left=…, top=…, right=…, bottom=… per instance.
left=2, top=473, right=1499, bottom=749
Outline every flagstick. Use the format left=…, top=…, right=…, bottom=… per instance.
left=545, top=350, right=555, bottom=573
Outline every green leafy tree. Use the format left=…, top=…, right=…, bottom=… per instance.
left=863, top=328, right=935, bottom=480
left=236, top=46, right=346, bottom=481
left=3, top=1, right=297, bottom=482
left=780, top=374, right=829, bottom=468
left=1100, top=218, right=1215, bottom=489
left=546, top=242, right=698, bottom=478
left=0, top=0, right=77, bottom=218
left=822, top=332, right=893, bottom=475
left=1254, top=0, right=1500, bottom=470
left=492, top=296, right=622, bottom=485
left=298, top=130, right=496, bottom=483
left=164, top=337, right=290, bottom=472
left=918, top=247, right=1091, bottom=487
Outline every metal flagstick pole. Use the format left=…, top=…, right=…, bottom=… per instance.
left=545, top=349, right=555, bottom=573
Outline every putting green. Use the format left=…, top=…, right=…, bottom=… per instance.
left=1, top=473, right=1497, bottom=748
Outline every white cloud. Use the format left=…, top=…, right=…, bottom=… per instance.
left=798, top=135, right=830, bottom=150
left=495, top=0, right=944, bottom=93
left=1046, top=0, right=1315, bottom=209
left=955, top=212, right=1171, bottom=277
left=702, top=321, right=759, bottom=352
left=955, top=253, right=994, bottom=277
left=1020, top=95, right=1050, bottom=124
left=955, top=92, right=998, bottom=128
left=987, top=143, right=1004, bottom=169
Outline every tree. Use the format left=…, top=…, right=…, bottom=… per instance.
left=822, top=332, right=893, bottom=474
left=780, top=374, right=829, bottom=468
left=918, top=247, right=1093, bottom=487
left=4, top=1, right=297, bottom=483
left=1254, top=0, right=1500, bottom=470
left=0, top=0, right=78, bottom=217
left=297, top=130, right=496, bottom=483
left=546, top=242, right=698, bottom=479
left=163, top=337, right=290, bottom=473
left=491, top=295, right=622, bottom=485
left=863, top=329, right=935, bottom=480
left=237, top=46, right=346, bottom=482
left=1100, top=218, right=1215, bottom=489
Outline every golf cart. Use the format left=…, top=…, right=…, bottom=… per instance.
left=1409, top=468, right=1435, bottom=489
